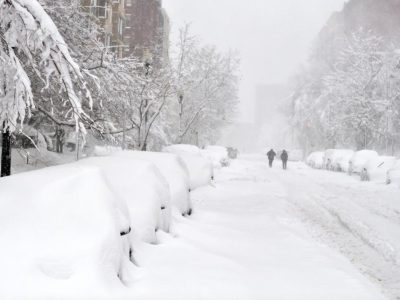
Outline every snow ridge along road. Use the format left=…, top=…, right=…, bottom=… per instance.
left=129, top=155, right=392, bottom=300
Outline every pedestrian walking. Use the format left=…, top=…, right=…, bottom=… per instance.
left=266, top=149, right=276, bottom=168
left=281, top=149, right=288, bottom=170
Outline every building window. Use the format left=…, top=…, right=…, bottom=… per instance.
left=90, top=0, right=108, bottom=18
left=126, top=0, right=132, bottom=7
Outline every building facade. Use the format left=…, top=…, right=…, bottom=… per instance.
left=123, top=0, right=169, bottom=63
left=84, top=0, right=169, bottom=61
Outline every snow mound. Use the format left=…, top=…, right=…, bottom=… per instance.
left=113, top=151, right=192, bottom=216
left=80, top=157, right=171, bottom=244
left=0, top=163, right=132, bottom=299
left=163, top=145, right=213, bottom=189
left=349, top=150, right=379, bottom=175
left=306, top=152, right=325, bottom=169
left=202, top=145, right=230, bottom=168
left=360, top=156, right=397, bottom=183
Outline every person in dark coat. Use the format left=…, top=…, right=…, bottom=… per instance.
left=281, top=150, right=289, bottom=170
left=266, top=149, right=276, bottom=168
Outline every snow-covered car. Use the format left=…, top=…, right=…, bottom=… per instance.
left=348, top=150, right=379, bottom=175
left=387, top=159, right=400, bottom=187
left=324, top=149, right=353, bottom=170
left=202, top=145, right=230, bottom=168
left=331, top=150, right=355, bottom=172
left=306, top=151, right=325, bottom=169
left=0, top=162, right=133, bottom=298
left=163, top=145, right=214, bottom=189
left=360, top=156, right=397, bottom=182
left=114, top=151, right=193, bottom=216
left=82, top=156, right=171, bottom=244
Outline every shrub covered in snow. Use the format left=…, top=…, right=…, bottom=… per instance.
left=348, top=150, right=379, bottom=175
left=0, top=163, right=133, bottom=299
left=163, top=145, right=213, bottom=189
left=114, top=151, right=192, bottom=216
left=306, top=152, right=325, bottom=169
left=360, top=156, right=397, bottom=182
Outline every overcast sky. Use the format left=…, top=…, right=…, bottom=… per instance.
left=163, top=0, right=346, bottom=122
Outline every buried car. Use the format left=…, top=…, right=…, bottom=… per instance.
left=348, top=150, right=379, bottom=175
left=306, top=151, right=325, bottom=169
left=360, top=156, right=397, bottom=182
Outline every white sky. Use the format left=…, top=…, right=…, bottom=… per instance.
left=163, top=0, right=346, bottom=122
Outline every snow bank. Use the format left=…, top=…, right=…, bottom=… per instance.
left=361, top=156, right=397, bottom=183
left=202, top=145, right=230, bottom=168
left=163, top=145, right=213, bottom=189
left=0, top=163, right=132, bottom=299
left=306, top=152, right=325, bottom=169
left=80, top=157, right=171, bottom=244
left=349, top=150, right=379, bottom=175
left=114, top=151, right=192, bottom=216
left=387, top=159, right=400, bottom=187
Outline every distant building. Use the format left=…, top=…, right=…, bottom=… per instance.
left=255, top=84, right=289, bottom=126
left=123, top=0, right=169, bottom=63
left=84, top=0, right=169, bottom=61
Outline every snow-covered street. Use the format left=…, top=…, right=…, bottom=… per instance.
left=128, top=155, right=399, bottom=300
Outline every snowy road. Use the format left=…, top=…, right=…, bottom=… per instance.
left=128, top=155, right=399, bottom=300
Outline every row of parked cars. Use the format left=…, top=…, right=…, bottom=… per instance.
left=306, top=149, right=400, bottom=186
left=0, top=143, right=234, bottom=295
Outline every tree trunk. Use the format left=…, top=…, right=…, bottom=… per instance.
left=1, top=127, right=12, bottom=177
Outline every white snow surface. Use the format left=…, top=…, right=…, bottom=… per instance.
left=127, top=155, right=395, bottom=300
left=1, top=154, right=399, bottom=299
left=113, top=150, right=192, bottom=215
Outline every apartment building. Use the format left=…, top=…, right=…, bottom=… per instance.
left=123, top=0, right=169, bottom=63
left=84, top=0, right=169, bottom=61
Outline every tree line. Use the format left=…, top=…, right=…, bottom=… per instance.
left=290, top=28, right=400, bottom=155
left=0, top=0, right=239, bottom=176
